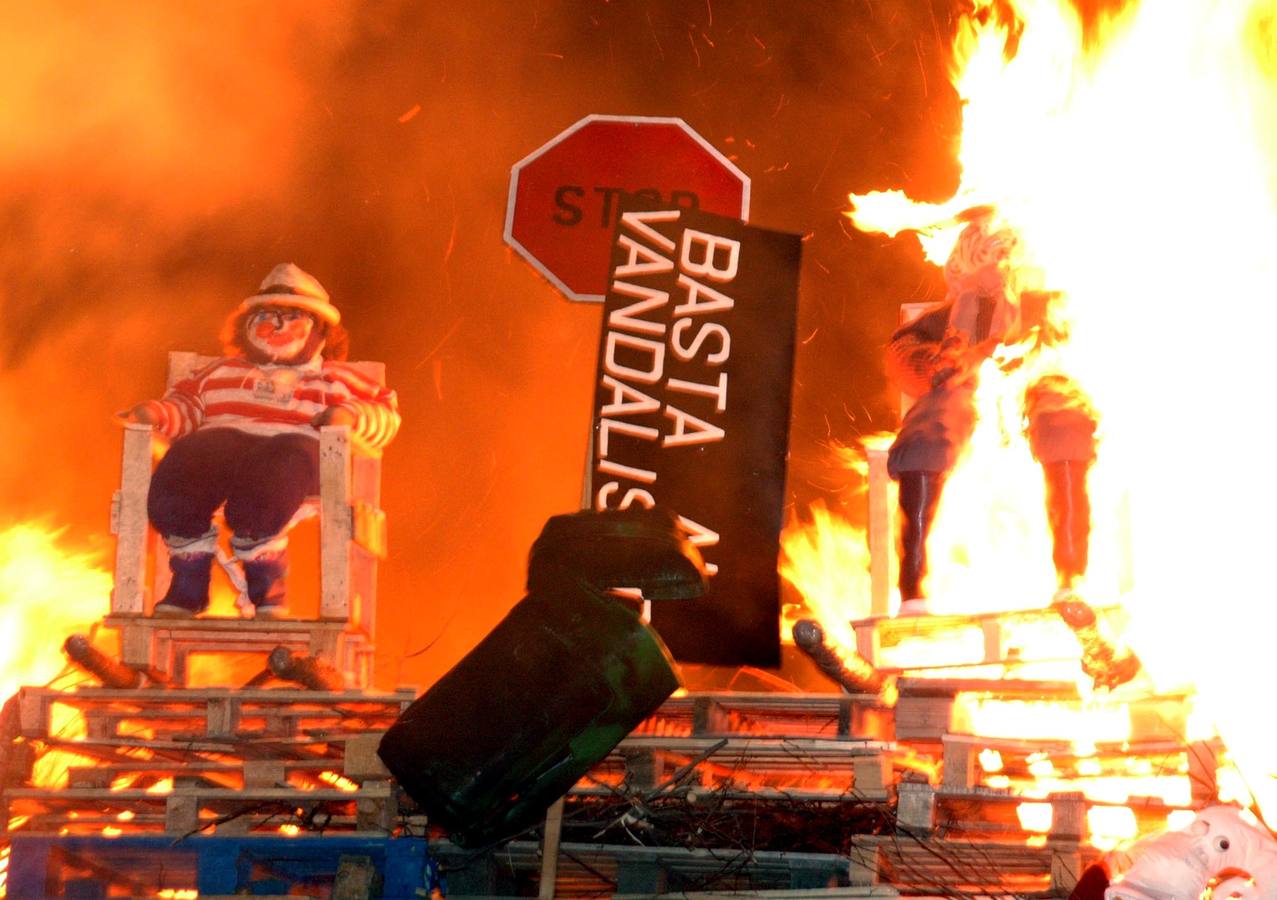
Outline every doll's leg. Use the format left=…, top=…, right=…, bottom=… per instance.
left=887, top=380, right=977, bottom=615
left=1025, top=376, right=1136, bottom=687
left=895, top=469, right=945, bottom=614
left=1024, top=374, right=1098, bottom=595
left=224, top=433, right=320, bottom=614
left=1042, top=459, right=1091, bottom=590
left=148, top=429, right=245, bottom=615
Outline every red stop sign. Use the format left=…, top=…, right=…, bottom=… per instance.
left=505, top=115, right=750, bottom=302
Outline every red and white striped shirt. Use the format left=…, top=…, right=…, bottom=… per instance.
left=144, top=356, right=400, bottom=450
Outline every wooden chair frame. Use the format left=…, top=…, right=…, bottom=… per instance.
left=108, top=351, right=387, bottom=687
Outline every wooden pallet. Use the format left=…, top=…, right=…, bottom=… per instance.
left=4, top=781, right=397, bottom=835
left=852, top=603, right=1127, bottom=675
left=848, top=832, right=1099, bottom=895
left=940, top=732, right=1220, bottom=801
left=432, top=839, right=859, bottom=898
left=635, top=692, right=891, bottom=742
left=4, top=728, right=396, bottom=836
left=598, top=735, right=906, bottom=800
left=16, top=686, right=414, bottom=742
left=34, top=731, right=369, bottom=765
left=103, top=614, right=375, bottom=689
left=891, top=776, right=1192, bottom=857
left=53, top=732, right=390, bottom=789
left=892, top=677, right=1191, bottom=744
left=615, top=890, right=899, bottom=899
left=2, top=669, right=1204, bottom=899
left=6, top=833, right=433, bottom=898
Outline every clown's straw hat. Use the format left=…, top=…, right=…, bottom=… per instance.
left=240, top=263, right=340, bottom=325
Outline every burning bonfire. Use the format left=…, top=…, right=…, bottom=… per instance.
left=783, top=0, right=1277, bottom=882
left=2, top=0, right=1277, bottom=896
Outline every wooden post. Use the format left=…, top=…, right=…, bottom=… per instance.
left=855, top=621, right=881, bottom=668
left=1049, top=791, right=1085, bottom=841
left=17, top=688, right=51, bottom=738
left=896, top=781, right=936, bottom=833
left=866, top=443, right=893, bottom=618
left=111, top=423, right=154, bottom=615
left=165, top=793, right=199, bottom=834
left=205, top=697, right=240, bottom=738
left=350, top=449, right=384, bottom=637
left=243, top=761, right=285, bottom=792
left=320, top=425, right=354, bottom=620
left=622, top=749, right=664, bottom=790
left=980, top=617, right=1007, bottom=664
left=847, top=842, right=881, bottom=886
left=344, top=732, right=392, bottom=780
left=942, top=735, right=977, bottom=791
left=356, top=780, right=397, bottom=832
left=1051, top=843, right=1084, bottom=896
left=852, top=755, right=892, bottom=801
left=538, top=797, right=564, bottom=899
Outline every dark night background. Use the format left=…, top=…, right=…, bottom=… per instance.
left=0, top=1, right=987, bottom=689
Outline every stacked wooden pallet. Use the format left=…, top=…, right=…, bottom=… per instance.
left=432, top=840, right=874, bottom=898
left=544, top=604, right=1202, bottom=897
left=3, top=685, right=413, bottom=839
left=1, top=601, right=1209, bottom=897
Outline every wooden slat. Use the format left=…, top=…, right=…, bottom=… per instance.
left=26, top=685, right=412, bottom=706
left=350, top=452, right=383, bottom=637
left=866, top=444, right=893, bottom=620
left=102, top=614, right=353, bottom=637
left=319, top=425, right=353, bottom=620
left=639, top=692, right=883, bottom=741
left=110, top=424, right=155, bottom=615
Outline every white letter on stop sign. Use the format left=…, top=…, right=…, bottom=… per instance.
left=679, top=229, right=740, bottom=283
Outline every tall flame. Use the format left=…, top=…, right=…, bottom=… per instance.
left=0, top=523, right=110, bottom=701
left=840, top=0, right=1277, bottom=815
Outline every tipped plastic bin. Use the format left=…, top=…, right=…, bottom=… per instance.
left=378, top=507, right=706, bottom=848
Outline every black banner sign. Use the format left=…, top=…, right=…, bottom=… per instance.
left=589, top=206, right=802, bottom=666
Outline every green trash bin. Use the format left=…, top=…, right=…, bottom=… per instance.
left=378, top=507, right=706, bottom=848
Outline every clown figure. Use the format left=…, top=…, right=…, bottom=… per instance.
left=120, top=263, right=400, bottom=618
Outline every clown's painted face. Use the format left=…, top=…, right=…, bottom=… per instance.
left=245, top=306, right=321, bottom=364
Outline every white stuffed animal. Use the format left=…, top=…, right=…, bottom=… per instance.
left=1105, top=806, right=1277, bottom=900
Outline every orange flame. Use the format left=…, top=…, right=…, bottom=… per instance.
left=847, top=0, right=1277, bottom=643
left=318, top=770, right=359, bottom=793
left=787, top=0, right=1277, bottom=835
left=780, top=496, right=875, bottom=642
left=870, top=0, right=1276, bottom=785
left=0, top=524, right=110, bottom=796
left=0, top=523, right=111, bottom=702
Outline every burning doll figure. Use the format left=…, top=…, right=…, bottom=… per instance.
left=884, top=210, right=1137, bottom=685
left=119, top=263, right=400, bottom=618
left=886, top=209, right=1094, bottom=612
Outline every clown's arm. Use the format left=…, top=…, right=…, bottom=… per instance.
left=116, top=363, right=211, bottom=439
left=314, top=362, right=401, bottom=451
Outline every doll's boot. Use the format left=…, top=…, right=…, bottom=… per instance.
left=153, top=552, right=213, bottom=617
left=243, top=555, right=289, bottom=619
left=1052, top=595, right=1141, bottom=689
left=1043, top=460, right=1140, bottom=688
left=233, top=536, right=290, bottom=619
left=896, top=470, right=945, bottom=616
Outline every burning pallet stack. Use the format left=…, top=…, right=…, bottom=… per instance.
left=0, top=611, right=432, bottom=898
left=0, top=609, right=1214, bottom=897
left=482, top=603, right=1210, bottom=898
left=0, top=605, right=1213, bottom=897
left=0, top=571, right=1215, bottom=893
